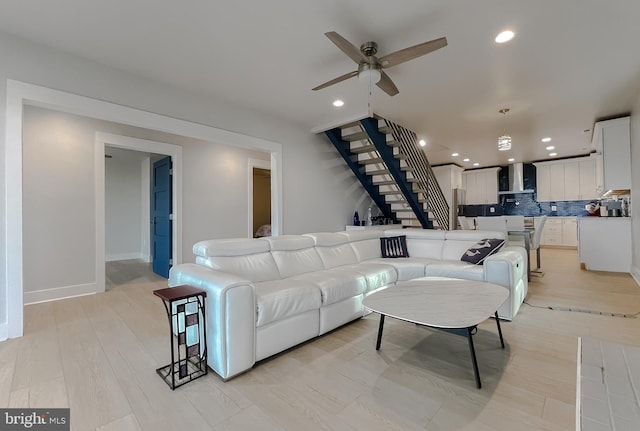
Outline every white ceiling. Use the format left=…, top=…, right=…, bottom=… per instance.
left=2, top=0, right=640, bottom=167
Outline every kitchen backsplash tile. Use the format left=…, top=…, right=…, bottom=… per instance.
left=462, top=193, right=592, bottom=217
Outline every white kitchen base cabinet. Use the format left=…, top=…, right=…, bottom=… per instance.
left=577, top=217, right=631, bottom=272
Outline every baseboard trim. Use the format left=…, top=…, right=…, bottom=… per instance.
left=631, top=265, right=640, bottom=287
left=106, top=253, right=144, bottom=262
left=24, top=282, right=97, bottom=305
left=0, top=322, right=8, bottom=341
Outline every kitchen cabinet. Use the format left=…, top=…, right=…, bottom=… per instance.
left=561, top=217, right=578, bottom=247
left=534, top=157, right=596, bottom=202
left=591, top=116, right=631, bottom=193
left=563, top=158, right=597, bottom=200
left=578, top=217, right=631, bottom=272
left=541, top=218, right=563, bottom=246
left=549, top=164, right=565, bottom=201
left=462, top=167, right=500, bottom=204
left=536, top=216, right=577, bottom=247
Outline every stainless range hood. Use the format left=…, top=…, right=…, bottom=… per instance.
left=498, top=163, right=534, bottom=194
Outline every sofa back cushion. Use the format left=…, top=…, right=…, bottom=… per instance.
left=266, top=235, right=324, bottom=279
left=193, top=238, right=280, bottom=282
left=303, top=232, right=358, bottom=269
left=441, top=230, right=506, bottom=261
left=384, top=229, right=445, bottom=259
left=343, top=230, right=384, bottom=262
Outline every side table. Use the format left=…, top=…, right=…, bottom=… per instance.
left=153, top=285, right=208, bottom=389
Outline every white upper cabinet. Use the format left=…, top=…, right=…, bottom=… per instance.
left=534, top=156, right=596, bottom=202
left=591, top=116, right=631, bottom=193
left=462, top=167, right=500, bottom=204
left=564, top=158, right=597, bottom=200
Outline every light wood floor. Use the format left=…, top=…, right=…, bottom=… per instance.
left=1, top=250, right=639, bottom=430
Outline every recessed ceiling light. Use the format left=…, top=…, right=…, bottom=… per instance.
left=495, top=30, right=515, bottom=44
left=545, top=145, right=555, bottom=151
left=451, top=152, right=459, bottom=157
left=418, top=139, right=426, bottom=147
left=508, top=158, right=515, bottom=162
left=549, top=152, right=557, bottom=157
left=332, top=99, right=344, bottom=107
left=463, top=158, right=470, bottom=162
left=473, top=162, right=480, bottom=167
left=541, top=137, right=552, bottom=143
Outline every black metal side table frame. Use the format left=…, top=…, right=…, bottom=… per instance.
left=375, top=311, right=505, bottom=389
left=153, top=285, right=208, bottom=390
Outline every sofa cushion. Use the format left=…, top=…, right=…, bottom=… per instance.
left=193, top=238, right=280, bottom=282
left=266, top=235, right=324, bottom=279
left=460, top=238, right=505, bottom=265
left=291, top=267, right=367, bottom=306
left=343, top=230, right=384, bottom=262
left=368, top=257, right=439, bottom=281
left=424, top=261, right=485, bottom=282
left=385, top=229, right=445, bottom=259
left=304, top=232, right=358, bottom=269
left=254, top=279, right=322, bottom=327
left=193, top=237, right=270, bottom=257
left=347, top=262, right=398, bottom=292
left=380, top=235, right=409, bottom=258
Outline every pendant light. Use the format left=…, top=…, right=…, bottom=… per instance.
left=498, top=108, right=512, bottom=151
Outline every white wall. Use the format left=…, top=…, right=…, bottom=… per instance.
left=630, top=97, right=640, bottom=283
left=105, top=151, right=144, bottom=261
left=22, top=106, right=97, bottom=296
left=0, top=31, right=368, bottom=336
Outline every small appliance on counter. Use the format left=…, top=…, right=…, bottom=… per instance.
left=585, top=201, right=600, bottom=217
left=599, top=189, right=631, bottom=217
left=600, top=200, right=621, bottom=217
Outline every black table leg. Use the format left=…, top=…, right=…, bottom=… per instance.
left=375, top=314, right=385, bottom=350
left=494, top=312, right=505, bottom=348
left=466, top=326, right=481, bottom=389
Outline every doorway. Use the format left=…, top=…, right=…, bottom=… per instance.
left=104, top=146, right=169, bottom=289
left=97, top=133, right=181, bottom=293
left=252, top=168, right=272, bottom=237
left=248, top=158, right=272, bottom=238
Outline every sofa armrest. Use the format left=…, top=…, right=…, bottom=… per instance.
left=169, top=263, right=256, bottom=380
left=483, top=247, right=528, bottom=320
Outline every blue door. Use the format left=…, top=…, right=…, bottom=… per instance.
left=152, top=156, right=172, bottom=278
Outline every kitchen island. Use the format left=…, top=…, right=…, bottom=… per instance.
left=577, top=217, right=631, bottom=272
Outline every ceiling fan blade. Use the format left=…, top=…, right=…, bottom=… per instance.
left=324, top=31, right=368, bottom=64
left=312, top=70, right=359, bottom=91
left=379, top=37, right=447, bottom=68
left=376, top=71, right=399, bottom=96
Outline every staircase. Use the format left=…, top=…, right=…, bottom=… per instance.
left=324, top=117, right=450, bottom=229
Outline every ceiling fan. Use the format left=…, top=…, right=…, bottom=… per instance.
left=312, top=31, right=447, bottom=96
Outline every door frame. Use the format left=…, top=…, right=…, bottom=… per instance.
left=4, top=79, right=283, bottom=339
left=96, top=133, right=182, bottom=292
left=248, top=158, right=271, bottom=238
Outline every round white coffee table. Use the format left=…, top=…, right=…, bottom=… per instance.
left=363, top=277, right=509, bottom=388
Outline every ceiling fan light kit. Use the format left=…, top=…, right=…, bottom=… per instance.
left=357, top=64, right=382, bottom=84
left=313, top=31, right=447, bottom=96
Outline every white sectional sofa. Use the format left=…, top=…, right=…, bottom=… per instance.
left=168, top=229, right=527, bottom=380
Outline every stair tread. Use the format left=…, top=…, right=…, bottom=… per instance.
left=342, top=131, right=369, bottom=142
left=350, top=145, right=376, bottom=154
left=358, top=158, right=383, bottom=165
left=366, top=169, right=389, bottom=176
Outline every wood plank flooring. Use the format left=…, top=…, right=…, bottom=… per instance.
left=1, top=250, right=639, bottom=430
